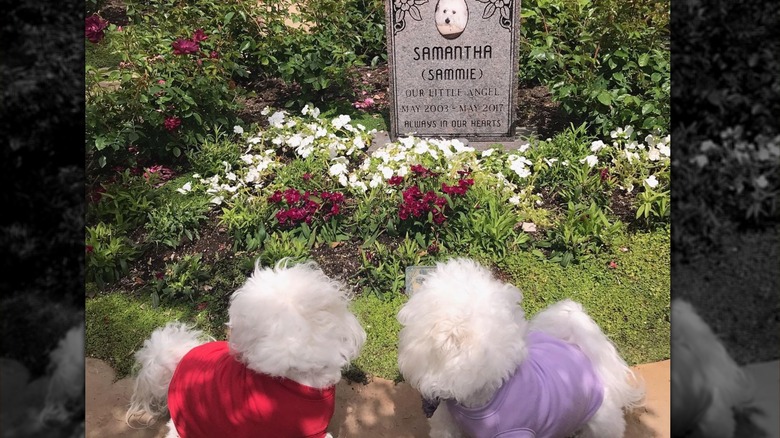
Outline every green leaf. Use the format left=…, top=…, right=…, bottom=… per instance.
left=638, top=53, right=649, bottom=67
left=224, top=12, right=235, bottom=25
left=597, top=91, right=612, bottom=105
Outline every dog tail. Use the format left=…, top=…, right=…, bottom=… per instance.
left=529, top=300, right=645, bottom=411
left=126, top=322, right=208, bottom=427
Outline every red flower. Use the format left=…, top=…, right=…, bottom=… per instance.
left=196, top=302, right=208, bottom=311
left=600, top=168, right=610, bottom=182
left=192, top=28, right=208, bottom=42
left=411, top=164, right=428, bottom=175
left=427, top=243, right=439, bottom=255
left=209, top=51, right=220, bottom=59
left=268, top=191, right=283, bottom=203
left=86, top=245, right=94, bottom=253
left=163, top=116, right=181, bottom=131
left=85, top=15, right=109, bottom=43
left=155, top=272, right=165, bottom=280
left=283, top=188, right=302, bottom=204
left=302, top=173, right=312, bottom=181
left=388, top=175, right=404, bottom=186
left=172, top=38, right=200, bottom=55
left=608, top=260, right=618, bottom=269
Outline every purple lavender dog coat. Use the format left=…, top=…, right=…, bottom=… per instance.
left=447, top=331, right=604, bottom=438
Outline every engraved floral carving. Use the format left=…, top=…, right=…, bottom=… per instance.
left=476, top=0, right=512, bottom=30
left=392, top=0, right=429, bottom=33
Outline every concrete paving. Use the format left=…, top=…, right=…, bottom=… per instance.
left=86, top=358, right=672, bottom=438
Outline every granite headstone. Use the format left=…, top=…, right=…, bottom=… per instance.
left=385, top=0, right=521, bottom=142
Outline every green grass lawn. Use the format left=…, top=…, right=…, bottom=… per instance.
left=86, top=228, right=669, bottom=380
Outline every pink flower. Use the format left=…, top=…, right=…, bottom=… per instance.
left=353, top=97, right=375, bottom=110
left=209, top=51, right=220, bottom=59
left=608, top=261, right=618, bottom=269
left=192, top=28, right=208, bottom=42
left=85, top=15, right=109, bottom=43
left=302, top=173, right=312, bottom=181
left=163, top=116, right=181, bottom=131
left=172, top=38, right=200, bottom=55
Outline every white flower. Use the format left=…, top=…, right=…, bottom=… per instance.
left=233, top=125, right=244, bottom=135
left=272, top=136, right=283, bottom=145
left=210, top=196, right=224, bottom=205
left=248, top=136, right=262, bottom=145
left=644, top=175, right=659, bottom=189
left=482, top=148, right=495, bottom=157
left=287, top=134, right=303, bottom=148
left=285, top=120, right=297, bottom=128
left=332, top=114, right=351, bottom=130
left=378, top=165, right=394, bottom=179
left=451, top=139, right=474, bottom=154
left=610, top=126, right=633, bottom=139
left=755, top=175, right=769, bottom=189
left=298, top=144, right=314, bottom=158
left=658, top=144, right=670, bottom=157
left=518, top=143, right=530, bottom=153
left=625, top=150, right=640, bottom=163
left=590, top=140, right=606, bottom=152
left=261, top=106, right=271, bottom=116
left=176, top=182, right=192, bottom=194
left=338, top=174, right=348, bottom=186
left=226, top=172, right=237, bottom=181
left=647, top=147, right=661, bottom=161
left=691, top=155, right=708, bottom=168
left=192, top=173, right=201, bottom=179
left=245, top=168, right=260, bottom=183
left=700, top=140, right=717, bottom=152
left=268, top=111, right=285, bottom=127
left=543, top=157, right=558, bottom=167
left=369, top=173, right=383, bottom=188
left=353, top=136, right=366, bottom=150
left=315, top=126, right=328, bottom=138
left=581, top=155, right=599, bottom=168
left=329, top=158, right=349, bottom=176
left=399, top=136, right=415, bottom=149
left=508, top=196, right=520, bottom=205
left=397, top=166, right=409, bottom=177
left=414, top=141, right=431, bottom=155
left=508, top=156, right=532, bottom=178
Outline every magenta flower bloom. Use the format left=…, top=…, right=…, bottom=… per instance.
left=85, top=15, right=109, bottom=43
left=192, top=28, right=208, bottom=42
left=388, top=175, right=404, bottom=186
left=163, top=116, right=181, bottom=131
left=172, top=38, right=200, bottom=55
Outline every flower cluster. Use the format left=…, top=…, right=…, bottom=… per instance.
left=172, top=28, right=209, bottom=55
left=85, top=15, right=109, bottom=44
left=398, top=186, right=448, bottom=224
left=393, top=165, right=474, bottom=225
left=268, top=188, right=346, bottom=226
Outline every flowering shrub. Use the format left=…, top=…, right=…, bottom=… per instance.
left=86, top=14, right=248, bottom=172
left=268, top=188, right=346, bottom=227
left=146, top=107, right=670, bottom=268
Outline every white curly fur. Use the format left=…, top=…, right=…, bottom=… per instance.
left=671, top=299, right=753, bottom=438
left=126, top=259, right=366, bottom=434
left=397, top=257, right=645, bottom=438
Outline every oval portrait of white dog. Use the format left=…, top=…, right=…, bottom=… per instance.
left=435, top=0, right=468, bottom=39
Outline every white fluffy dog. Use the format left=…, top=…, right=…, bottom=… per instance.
left=126, top=260, right=366, bottom=438
left=397, top=258, right=644, bottom=438
left=435, top=0, right=468, bottom=39
left=671, top=299, right=754, bottom=438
